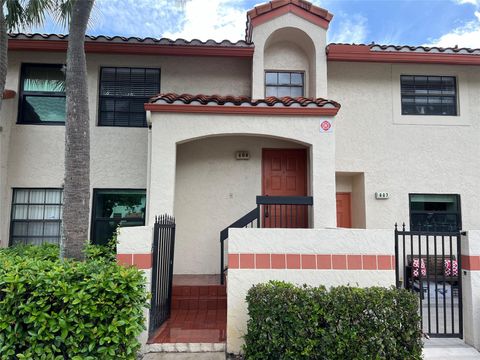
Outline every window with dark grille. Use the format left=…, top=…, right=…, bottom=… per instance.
left=10, top=188, right=63, bottom=246
left=91, top=189, right=146, bottom=245
left=265, top=71, right=304, bottom=97
left=18, top=64, right=66, bottom=124
left=409, top=194, right=461, bottom=232
left=401, top=75, right=457, bottom=116
left=98, top=67, right=160, bottom=127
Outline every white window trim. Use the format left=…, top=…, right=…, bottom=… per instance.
left=391, top=64, right=471, bottom=126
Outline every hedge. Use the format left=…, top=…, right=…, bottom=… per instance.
left=244, top=281, right=422, bottom=360
left=0, top=245, right=148, bottom=360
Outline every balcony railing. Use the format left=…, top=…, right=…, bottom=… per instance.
left=219, top=195, right=313, bottom=283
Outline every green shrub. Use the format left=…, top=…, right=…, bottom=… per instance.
left=0, top=244, right=148, bottom=359
left=244, top=281, right=422, bottom=360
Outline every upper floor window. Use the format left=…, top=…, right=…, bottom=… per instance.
left=265, top=71, right=304, bottom=97
left=10, top=188, right=63, bottom=246
left=401, top=75, right=457, bottom=116
left=99, top=67, right=160, bottom=127
left=18, top=64, right=66, bottom=124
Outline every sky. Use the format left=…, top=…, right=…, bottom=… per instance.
left=24, top=0, right=480, bottom=48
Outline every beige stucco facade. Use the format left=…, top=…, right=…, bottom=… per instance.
left=0, top=3, right=479, bottom=278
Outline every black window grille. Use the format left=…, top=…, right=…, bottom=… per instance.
left=409, top=194, right=461, bottom=232
left=98, top=67, right=160, bottom=127
left=91, top=189, right=146, bottom=245
left=10, top=188, right=63, bottom=246
left=18, top=64, right=66, bottom=124
left=401, top=75, right=457, bottom=116
left=265, top=71, right=304, bottom=97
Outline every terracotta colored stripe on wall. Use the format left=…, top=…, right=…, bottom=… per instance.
left=116, top=253, right=152, bottom=269
left=229, top=254, right=395, bottom=271
left=462, top=255, right=480, bottom=271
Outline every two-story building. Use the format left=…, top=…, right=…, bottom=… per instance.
left=2, top=0, right=480, bottom=353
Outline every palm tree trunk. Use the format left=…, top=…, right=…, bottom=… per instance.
left=0, top=5, right=8, bottom=113
left=63, top=0, right=94, bottom=260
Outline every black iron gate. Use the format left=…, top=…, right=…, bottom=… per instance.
left=394, top=224, right=463, bottom=338
left=149, top=215, right=176, bottom=336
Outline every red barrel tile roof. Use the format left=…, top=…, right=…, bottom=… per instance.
left=149, top=93, right=340, bottom=109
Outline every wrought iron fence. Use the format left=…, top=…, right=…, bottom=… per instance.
left=149, top=215, right=176, bottom=336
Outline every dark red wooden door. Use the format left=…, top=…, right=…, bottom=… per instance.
left=262, top=149, right=307, bottom=228
left=336, top=192, right=352, bottom=228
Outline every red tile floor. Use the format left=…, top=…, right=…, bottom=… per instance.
left=148, top=275, right=227, bottom=344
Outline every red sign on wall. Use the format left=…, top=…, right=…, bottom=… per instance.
left=320, top=120, right=332, bottom=132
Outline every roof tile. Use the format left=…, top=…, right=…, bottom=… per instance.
left=149, top=93, right=341, bottom=109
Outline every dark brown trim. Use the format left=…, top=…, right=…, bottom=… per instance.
left=250, top=4, right=331, bottom=30
left=8, top=39, right=255, bottom=57
left=144, top=103, right=339, bottom=116
left=2, top=89, right=16, bottom=99
left=327, top=44, right=480, bottom=65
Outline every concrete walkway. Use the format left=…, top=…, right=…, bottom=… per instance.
left=424, top=338, right=480, bottom=359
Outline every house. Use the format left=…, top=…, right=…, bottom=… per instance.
left=2, top=0, right=480, bottom=354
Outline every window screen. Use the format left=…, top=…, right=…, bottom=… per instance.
left=18, top=64, right=66, bottom=124
left=265, top=71, right=304, bottom=97
left=401, top=75, right=457, bottom=116
left=91, top=189, right=146, bottom=245
left=409, top=194, right=461, bottom=232
left=98, top=67, right=160, bottom=127
left=10, top=188, right=63, bottom=245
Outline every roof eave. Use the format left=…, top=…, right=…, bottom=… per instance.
left=8, top=39, right=255, bottom=58
left=327, top=44, right=480, bottom=65
left=144, top=103, right=339, bottom=116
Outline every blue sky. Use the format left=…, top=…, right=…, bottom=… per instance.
left=28, top=0, right=480, bottom=47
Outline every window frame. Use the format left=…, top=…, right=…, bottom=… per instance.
left=264, top=70, right=305, bottom=98
left=408, top=193, right=462, bottom=232
left=17, top=63, right=66, bottom=125
left=400, top=75, right=458, bottom=116
left=97, top=66, right=161, bottom=128
left=9, top=187, right=63, bottom=246
left=90, top=188, right=147, bottom=245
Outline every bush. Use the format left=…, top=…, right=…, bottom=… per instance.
left=244, top=281, right=422, bottom=360
left=0, top=244, right=149, bottom=359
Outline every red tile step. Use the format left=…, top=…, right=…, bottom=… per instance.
left=172, top=285, right=227, bottom=310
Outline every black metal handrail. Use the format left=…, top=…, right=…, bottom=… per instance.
left=219, top=196, right=313, bottom=284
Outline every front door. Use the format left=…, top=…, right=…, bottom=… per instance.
left=336, top=192, right=352, bottom=228
left=262, top=149, right=307, bottom=228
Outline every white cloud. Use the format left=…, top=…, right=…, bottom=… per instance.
left=454, top=0, right=480, bottom=5
left=328, top=14, right=368, bottom=44
left=426, top=10, right=480, bottom=48
left=163, top=0, right=246, bottom=41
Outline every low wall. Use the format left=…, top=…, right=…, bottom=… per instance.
left=116, top=225, right=154, bottom=349
left=226, top=228, right=395, bottom=354
left=462, top=230, right=480, bottom=350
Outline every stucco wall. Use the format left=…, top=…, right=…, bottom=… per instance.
left=330, top=62, right=480, bottom=230
left=148, top=112, right=338, bottom=252
left=251, top=13, right=327, bottom=99
left=226, top=228, right=395, bottom=353
left=0, top=51, right=251, bottom=244
left=174, top=136, right=306, bottom=275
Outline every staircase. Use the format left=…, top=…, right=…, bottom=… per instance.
left=148, top=275, right=227, bottom=346
left=172, top=282, right=227, bottom=311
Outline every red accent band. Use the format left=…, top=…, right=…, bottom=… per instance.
left=116, top=253, right=152, bottom=269
left=327, top=44, right=480, bottom=65
left=8, top=40, right=254, bottom=58
left=462, top=255, right=480, bottom=271
left=250, top=4, right=331, bottom=30
left=229, top=253, right=395, bottom=270
left=2, top=89, right=16, bottom=99
left=144, top=103, right=339, bottom=116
